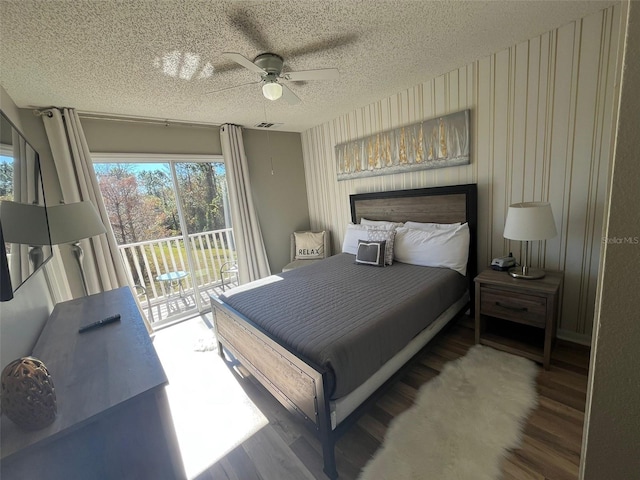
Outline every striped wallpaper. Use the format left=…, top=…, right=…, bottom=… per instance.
left=300, top=5, right=622, bottom=340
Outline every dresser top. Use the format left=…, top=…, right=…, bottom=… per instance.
left=1, top=287, right=167, bottom=459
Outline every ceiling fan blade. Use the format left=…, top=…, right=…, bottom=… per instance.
left=284, top=68, right=339, bottom=82
left=227, top=9, right=274, bottom=53
left=205, top=80, right=262, bottom=95
left=222, top=52, right=266, bottom=75
left=281, top=34, right=359, bottom=60
left=281, top=84, right=301, bottom=105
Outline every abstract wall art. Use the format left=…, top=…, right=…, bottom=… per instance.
left=335, top=109, right=470, bottom=181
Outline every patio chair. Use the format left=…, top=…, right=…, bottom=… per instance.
left=219, top=261, right=239, bottom=291
left=133, top=284, right=154, bottom=323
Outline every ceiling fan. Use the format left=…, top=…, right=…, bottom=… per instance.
left=212, top=52, right=339, bottom=104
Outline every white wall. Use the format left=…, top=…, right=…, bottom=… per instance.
left=582, top=1, right=640, bottom=477
left=0, top=86, right=54, bottom=370
left=1, top=85, right=21, bottom=126
left=301, top=5, right=621, bottom=340
left=81, top=118, right=222, bottom=155
left=243, top=129, right=310, bottom=272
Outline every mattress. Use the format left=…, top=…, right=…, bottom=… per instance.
left=220, top=253, right=467, bottom=399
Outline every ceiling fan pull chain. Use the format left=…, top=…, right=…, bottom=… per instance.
left=263, top=103, right=275, bottom=175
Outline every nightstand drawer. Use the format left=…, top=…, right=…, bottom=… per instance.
left=480, top=287, right=547, bottom=327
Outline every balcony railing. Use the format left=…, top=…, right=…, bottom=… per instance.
left=117, top=228, right=237, bottom=325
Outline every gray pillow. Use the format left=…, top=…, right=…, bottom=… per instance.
left=355, top=240, right=386, bottom=267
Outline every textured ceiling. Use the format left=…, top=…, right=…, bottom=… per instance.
left=0, top=0, right=614, bottom=132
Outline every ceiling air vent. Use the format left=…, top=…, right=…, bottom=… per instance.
left=254, top=122, right=283, bottom=129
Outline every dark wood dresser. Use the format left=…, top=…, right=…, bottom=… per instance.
left=474, top=268, right=563, bottom=369
left=0, top=287, right=186, bottom=479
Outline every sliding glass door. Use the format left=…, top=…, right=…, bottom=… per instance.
left=173, top=161, right=234, bottom=308
left=94, top=154, right=235, bottom=328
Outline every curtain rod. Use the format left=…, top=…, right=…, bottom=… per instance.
left=31, top=107, right=218, bottom=128
left=77, top=111, right=220, bottom=129
left=32, top=108, right=54, bottom=118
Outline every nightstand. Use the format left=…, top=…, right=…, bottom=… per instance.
left=474, top=268, right=563, bottom=369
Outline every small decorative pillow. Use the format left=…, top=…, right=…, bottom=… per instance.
left=294, top=231, right=325, bottom=259
left=367, top=228, right=396, bottom=265
left=355, top=240, right=386, bottom=267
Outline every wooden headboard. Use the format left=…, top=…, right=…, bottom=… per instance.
left=350, top=184, right=478, bottom=307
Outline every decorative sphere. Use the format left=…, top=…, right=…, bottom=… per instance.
left=1, top=356, right=57, bottom=430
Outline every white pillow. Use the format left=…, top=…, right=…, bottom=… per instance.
left=360, top=218, right=404, bottom=230
left=394, top=223, right=470, bottom=275
left=294, top=231, right=325, bottom=259
left=342, top=224, right=369, bottom=254
left=403, top=221, right=462, bottom=231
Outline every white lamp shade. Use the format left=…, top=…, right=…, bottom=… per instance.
left=503, top=202, right=557, bottom=241
left=262, top=81, right=282, bottom=101
left=0, top=201, right=50, bottom=245
left=47, top=201, right=106, bottom=245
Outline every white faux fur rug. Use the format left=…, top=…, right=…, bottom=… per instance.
left=359, top=345, right=539, bottom=480
left=193, top=329, right=218, bottom=352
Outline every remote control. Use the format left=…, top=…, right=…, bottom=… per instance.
left=78, top=314, right=121, bottom=333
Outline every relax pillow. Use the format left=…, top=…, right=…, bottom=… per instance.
left=394, top=223, right=470, bottom=275
left=355, top=240, right=386, bottom=267
left=294, top=231, right=325, bottom=259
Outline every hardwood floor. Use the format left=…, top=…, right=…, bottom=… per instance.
left=194, top=315, right=590, bottom=480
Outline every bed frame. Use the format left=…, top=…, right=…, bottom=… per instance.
left=211, top=183, right=477, bottom=478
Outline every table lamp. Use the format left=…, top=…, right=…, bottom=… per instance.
left=503, top=202, right=557, bottom=279
left=47, top=201, right=106, bottom=296
left=0, top=201, right=51, bottom=270
left=0, top=200, right=106, bottom=296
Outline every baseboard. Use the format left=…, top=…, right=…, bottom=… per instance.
left=557, top=329, right=592, bottom=346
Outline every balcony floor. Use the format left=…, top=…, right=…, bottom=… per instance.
left=139, top=280, right=239, bottom=329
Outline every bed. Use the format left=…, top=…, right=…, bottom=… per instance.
left=210, top=184, right=477, bottom=479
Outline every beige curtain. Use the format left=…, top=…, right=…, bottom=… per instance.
left=220, top=124, right=271, bottom=283
left=42, top=108, right=151, bottom=331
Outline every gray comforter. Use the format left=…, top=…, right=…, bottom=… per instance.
left=220, top=253, right=467, bottom=399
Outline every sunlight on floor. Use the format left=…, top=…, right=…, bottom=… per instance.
left=152, top=316, right=268, bottom=479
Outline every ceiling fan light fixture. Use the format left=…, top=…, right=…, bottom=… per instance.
left=262, top=81, right=282, bottom=101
